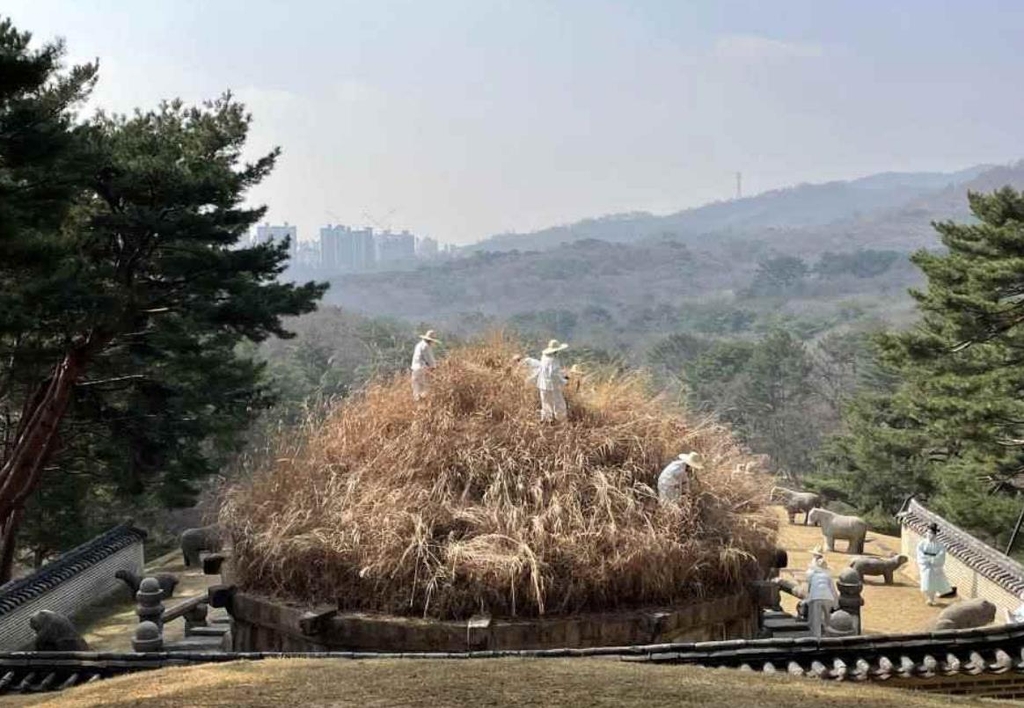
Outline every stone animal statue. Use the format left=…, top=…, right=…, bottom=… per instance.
left=807, top=508, right=868, bottom=554
left=847, top=554, right=908, bottom=584
left=115, top=569, right=179, bottom=599
left=773, top=487, right=822, bottom=525
left=30, top=610, right=90, bottom=651
left=933, top=598, right=996, bottom=631
left=180, top=524, right=221, bottom=567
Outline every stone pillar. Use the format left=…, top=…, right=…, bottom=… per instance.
left=832, top=568, right=864, bottom=635
left=136, top=577, right=165, bottom=629
left=132, top=621, right=163, bottom=652
left=183, top=603, right=209, bottom=636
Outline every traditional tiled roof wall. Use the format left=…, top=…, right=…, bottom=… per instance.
left=898, top=499, right=1024, bottom=597
left=0, top=523, right=146, bottom=650
left=7, top=624, right=1024, bottom=697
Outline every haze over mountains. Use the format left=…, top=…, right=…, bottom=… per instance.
left=318, top=162, right=1024, bottom=349
left=469, top=164, right=1000, bottom=254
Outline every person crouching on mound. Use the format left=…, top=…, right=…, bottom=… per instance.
left=536, top=339, right=569, bottom=422
left=657, top=451, right=704, bottom=503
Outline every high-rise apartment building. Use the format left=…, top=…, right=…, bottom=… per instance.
left=416, top=236, right=439, bottom=259
left=254, top=223, right=298, bottom=258
left=320, top=225, right=376, bottom=272
left=377, top=230, right=416, bottom=264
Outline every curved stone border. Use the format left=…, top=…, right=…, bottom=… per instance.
left=228, top=590, right=758, bottom=652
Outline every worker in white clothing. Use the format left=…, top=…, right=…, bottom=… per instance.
left=805, top=546, right=839, bottom=638
left=410, top=330, right=440, bottom=401
left=657, top=451, right=704, bottom=503
left=536, top=339, right=569, bottom=422
left=512, top=354, right=542, bottom=381
left=916, top=522, right=957, bottom=605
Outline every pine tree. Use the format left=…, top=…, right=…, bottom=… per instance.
left=0, top=18, right=326, bottom=579
left=823, top=188, right=1024, bottom=545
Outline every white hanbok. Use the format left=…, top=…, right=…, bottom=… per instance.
left=410, top=340, right=436, bottom=400
left=519, top=357, right=543, bottom=381
left=916, top=537, right=953, bottom=595
left=657, top=460, right=688, bottom=503
left=536, top=353, right=567, bottom=422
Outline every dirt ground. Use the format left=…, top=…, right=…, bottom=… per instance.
left=3, top=658, right=1010, bottom=708
left=772, top=506, right=984, bottom=633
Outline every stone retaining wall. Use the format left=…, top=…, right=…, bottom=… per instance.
left=228, top=590, right=758, bottom=652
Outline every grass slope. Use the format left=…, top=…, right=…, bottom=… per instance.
left=7, top=658, right=1001, bottom=708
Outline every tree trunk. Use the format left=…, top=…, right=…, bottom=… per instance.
left=0, top=350, right=85, bottom=583
left=0, top=508, right=23, bottom=584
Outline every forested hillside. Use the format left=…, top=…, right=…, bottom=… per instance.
left=323, top=164, right=1024, bottom=344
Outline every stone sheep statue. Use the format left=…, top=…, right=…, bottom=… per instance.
left=848, top=554, right=908, bottom=585
left=773, top=487, right=821, bottom=525
left=30, top=609, right=90, bottom=651
left=180, top=524, right=221, bottom=567
left=933, top=598, right=996, bottom=631
left=807, top=508, right=868, bottom=554
left=115, top=569, right=179, bottom=599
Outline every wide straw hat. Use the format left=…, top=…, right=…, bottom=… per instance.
left=568, top=364, right=585, bottom=376
left=543, top=339, right=569, bottom=355
left=419, top=330, right=441, bottom=344
left=677, top=451, right=704, bottom=470
left=810, top=545, right=824, bottom=558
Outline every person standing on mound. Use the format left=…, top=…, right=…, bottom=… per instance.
left=657, top=451, right=704, bottom=503
left=536, top=339, right=569, bottom=422
left=410, top=330, right=440, bottom=401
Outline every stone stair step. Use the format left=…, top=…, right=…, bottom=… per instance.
left=164, top=636, right=226, bottom=652
left=764, top=617, right=809, bottom=631
left=186, top=626, right=229, bottom=637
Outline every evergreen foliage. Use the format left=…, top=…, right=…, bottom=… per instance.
left=0, top=17, right=326, bottom=575
left=822, top=189, right=1024, bottom=546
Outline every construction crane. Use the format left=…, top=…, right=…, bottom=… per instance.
left=361, top=207, right=398, bottom=232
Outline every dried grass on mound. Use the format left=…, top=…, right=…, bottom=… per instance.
left=221, top=335, right=777, bottom=619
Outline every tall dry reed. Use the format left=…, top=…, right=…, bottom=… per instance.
left=220, top=335, right=777, bottom=619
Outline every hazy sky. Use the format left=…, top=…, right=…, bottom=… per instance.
left=5, top=1, right=1024, bottom=244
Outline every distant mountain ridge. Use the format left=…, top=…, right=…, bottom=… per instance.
left=471, top=164, right=1004, bottom=253
left=319, top=160, right=1024, bottom=347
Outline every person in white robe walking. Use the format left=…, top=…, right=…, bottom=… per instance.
left=657, top=451, right=704, bottom=503
left=916, top=522, right=956, bottom=605
left=410, top=330, right=439, bottom=400
left=536, top=340, right=569, bottom=422
left=805, top=546, right=839, bottom=638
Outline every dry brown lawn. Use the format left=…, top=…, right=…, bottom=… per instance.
left=773, top=507, right=973, bottom=633
left=3, top=658, right=1011, bottom=708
